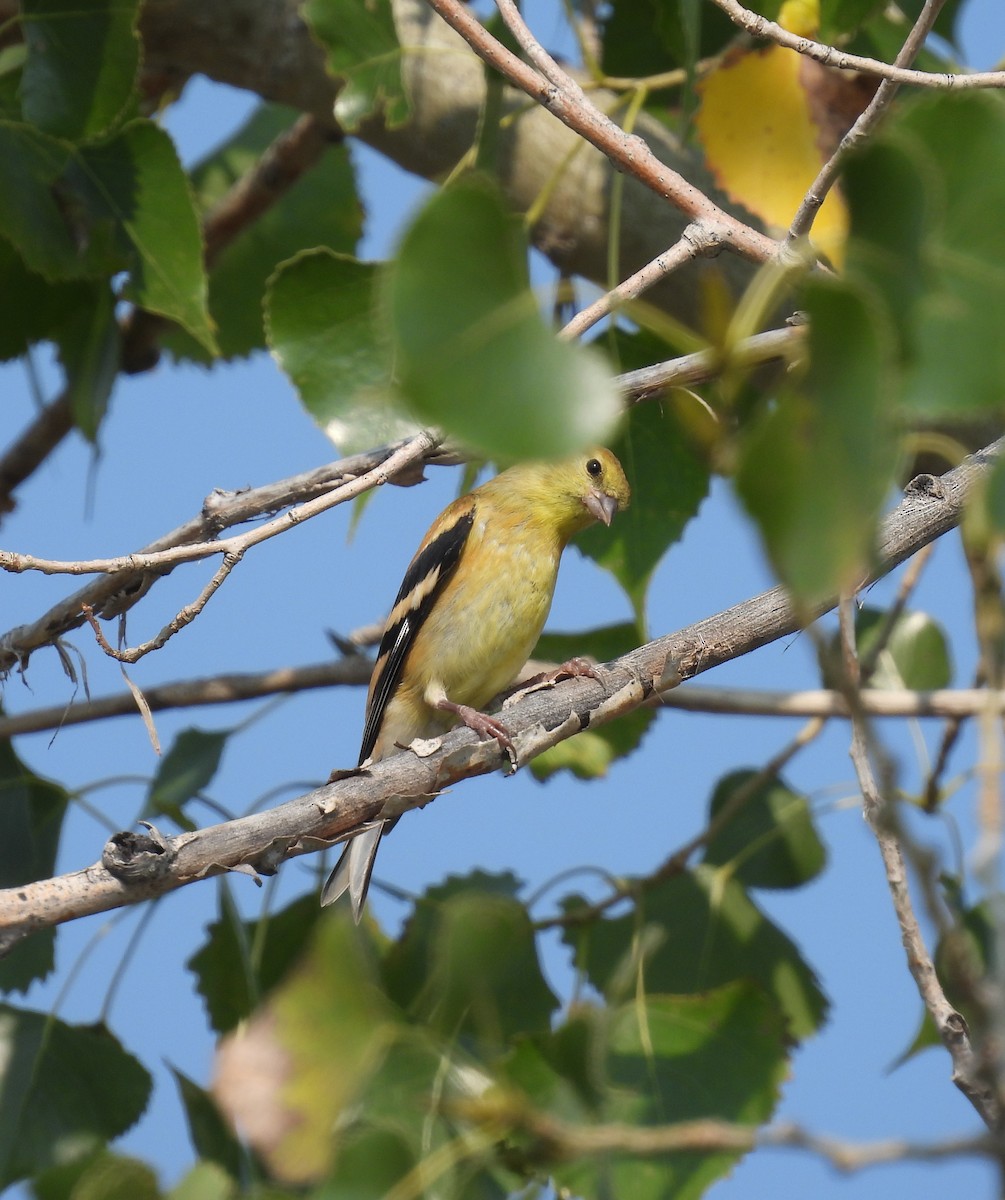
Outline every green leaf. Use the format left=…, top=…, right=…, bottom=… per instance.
left=515, top=985, right=788, bottom=1200
left=327, top=1033, right=516, bottom=1199
left=381, top=870, right=524, bottom=1012
left=145, top=727, right=230, bottom=823
left=820, top=0, right=886, bottom=40
left=0, top=120, right=214, bottom=352
left=0, top=734, right=68, bottom=992
left=819, top=606, right=953, bottom=690
left=166, top=103, right=361, bottom=363
left=66, top=121, right=216, bottom=351
left=577, top=394, right=710, bottom=622
left=0, top=1008, right=152, bottom=1186
left=55, top=280, right=119, bottom=440
left=61, top=1154, right=160, bottom=1200
left=420, top=891, right=559, bottom=1047
left=861, top=606, right=953, bottom=689
left=0, top=235, right=92, bottom=360
left=266, top=249, right=414, bottom=452
left=168, top=1162, right=235, bottom=1200
left=171, top=1069, right=247, bottom=1183
left=0, top=120, right=91, bottom=278
left=562, top=865, right=828, bottom=1039
left=302, top=0, right=409, bottom=131
left=844, top=92, right=1005, bottom=415
left=601, top=0, right=738, bottom=78
left=736, top=276, right=897, bottom=606
left=188, top=893, right=323, bottom=1034
left=20, top=0, right=140, bottom=140
left=319, top=1128, right=417, bottom=1197
left=386, top=175, right=622, bottom=461
left=702, top=769, right=827, bottom=889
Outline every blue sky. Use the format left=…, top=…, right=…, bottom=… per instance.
left=4, top=2, right=1005, bottom=1198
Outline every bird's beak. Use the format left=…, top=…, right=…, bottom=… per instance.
left=584, top=490, right=618, bottom=527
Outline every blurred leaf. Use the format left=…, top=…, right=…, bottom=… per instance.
left=844, top=91, right=1005, bottom=415
left=319, top=1128, right=417, bottom=1197
left=819, top=0, right=885, bottom=40
left=188, top=893, right=323, bottom=1034
left=168, top=1162, right=235, bottom=1200
left=302, top=0, right=408, bottom=131
left=562, top=865, right=828, bottom=1038
left=62, top=1154, right=159, bottom=1200
left=420, top=891, right=559, bottom=1048
left=145, top=727, right=230, bottom=823
left=842, top=135, right=927, bottom=356
left=0, top=733, right=68, bottom=992
left=0, top=235, right=91, bottom=360
left=601, top=0, right=739, bottom=78
left=517, top=985, right=787, bottom=1200
left=895, top=892, right=992, bottom=1066
left=737, top=276, right=897, bottom=606
left=166, top=103, right=361, bottom=363
left=20, top=0, right=140, bottom=140
left=0, top=1008, right=152, bottom=1187
left=386, top=175, right=622, bottom=461
left=0, top=45, right=24, bottom=118
left=862, top=607, right=953, bottom=689
left=578, top=393, right=710, bottom=622
left=703, top=768, right=826, bottom=889
left=326, top=1032, right=515, bottom=1199
left=215, top=914, right=398, bottom=1183
left=819, top=606, right=953, bottom=690
left=531, top=707, right=653, bottom=781
left=897, top=0, right=968, bottom=47
left=266, top=249, right=415, bottom=452
left=696, top=43, right=848, bottom=265
left=171, top=1071, right=247, bottom=1185
left=55, top=281, right=119, bottom=440
left=381, top=870, right=524, bottom=1013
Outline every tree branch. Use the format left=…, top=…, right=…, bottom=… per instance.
left=0, top=330, right=802, bottom=675
left=1, top=439, right=997, bottom=950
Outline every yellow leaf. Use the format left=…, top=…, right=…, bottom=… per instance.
left=696, top=44, right=848, bottom=266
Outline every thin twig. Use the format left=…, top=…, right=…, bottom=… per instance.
left=841, top=589, right=1001, bottom=1130
left=72, top=434, right=436, bottom=664
left=559, top=226, right=711, bottom=340
left=788, top=0, right=949, bottom=242
left=706, top=0, right=1005, bottom=90
left=426, top=0, right=778, bottom=263
left=477, top=1101, right=992, bottom=1169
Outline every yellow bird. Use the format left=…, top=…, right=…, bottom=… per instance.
left=321, top=447, right=631, bottom=920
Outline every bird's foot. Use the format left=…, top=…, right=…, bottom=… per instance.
left=518, top=656, right=600, bottom=691
left=436, top=698, right=517, bottom=769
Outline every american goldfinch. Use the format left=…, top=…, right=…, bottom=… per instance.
left=321, top=447, right=631, bottom=920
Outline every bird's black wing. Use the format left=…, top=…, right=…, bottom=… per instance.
left=358, top=507, right=475, bottom=764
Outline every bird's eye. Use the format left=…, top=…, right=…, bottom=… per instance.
left=586, top=458, right=602, bottom=477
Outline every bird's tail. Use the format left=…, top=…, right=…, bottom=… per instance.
left=320, top=822, right=384, bottom=922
